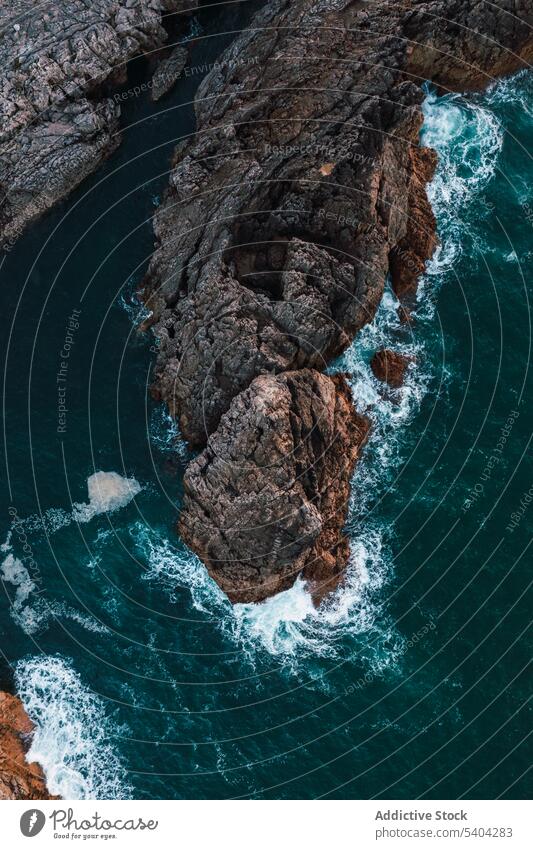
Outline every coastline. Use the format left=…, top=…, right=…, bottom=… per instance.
left=0, top=0, right=531, bottom=802
left=0, top=0, right=198, bottom=250
left=0, top=688, right=57, bottom=800
left=140, top=0, right=533, bottom=603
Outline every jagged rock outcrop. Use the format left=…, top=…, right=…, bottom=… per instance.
left=179, top=370, right=370, bottom=603
left=142, top=0, right=532, bottom=603
left=371, top=348, right=414, bottom=388
left=0, top=0, right=196, bottom=248
left=144, top=0, right=532, bottom=443
left=0, top=691, right=56, bottom=800
left=151, top=45, right=188, bottom=100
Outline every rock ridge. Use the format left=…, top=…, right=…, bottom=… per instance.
left=143, top=0, right=532, bottom=603
left=0, top=0, right=197, bottom=248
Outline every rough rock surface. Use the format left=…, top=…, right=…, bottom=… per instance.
left=151, top=45, right=188, bottom=100
left=143, top=0, right=532, bottom=602
left=371, top=348, right=414, bottom=388
left=0, top=0, right=197, bottom=247
left=0, top=691, right=56, bottom=800
left=144, top=0, right=532, bottom=446
left=179, top=370, right=370, bottom=603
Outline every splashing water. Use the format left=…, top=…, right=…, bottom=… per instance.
left=72, top=471, right=142, bottom=523
left=130, top=521, right=229, bottom=616
left=229, top=531, right=398, bottom=667
left=15, top=655, right=132, bottom=800
left=421, top=85, right=503, bottom=273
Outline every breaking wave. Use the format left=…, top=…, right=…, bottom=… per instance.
left=421, top=84, right=503, bottom=274
left=129, top=520, right=398, bottom=673
left=484, top=69, right=533, bottom=119
left=228, top=531, right=399, bottom=669
left=15, top=655, right=133, bottom=800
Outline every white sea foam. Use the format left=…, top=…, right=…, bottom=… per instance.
left=228, top=530, right=401, bottom=670
left=3, top=473, right=140, bottom=546
left=1, top=526, right=107, bottom=637
left=72, top=471, right=141, bottom=523
left=15, top=656, right=132, bottom=800
left=149, top=406, right=190, bottom=462
left=130, top=521, right=228, bottom=616
left=0, top=551, right=108, bottom=636
left=421, top=86, right=503, bottom=274
left=129, top=519, right=397, bottom=670
left=332, top=288, right=431, bottom=522
left=4, top=507, right=72, bottom=539
left=231, top=577, right=317, bottom=656
left=1, top=553, right=36, bottom=608
left=485, top=69, right=533, bottom=119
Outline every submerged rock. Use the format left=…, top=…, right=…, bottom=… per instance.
left=151, top=46, right=188, bottom=100
left=371, top=349, right=414, bottom=388
left=179, top=370, right=369, bottom=604
left=0, top=691, right=56, bottom=800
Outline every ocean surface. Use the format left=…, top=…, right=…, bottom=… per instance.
left=0, top=8, right=531, bottom=799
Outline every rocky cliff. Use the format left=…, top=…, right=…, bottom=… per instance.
left=0, top=0, right=196, bottom=248
left=0, top=691, right=55, bottom=800
left=142, top=0, right=532, bottom=604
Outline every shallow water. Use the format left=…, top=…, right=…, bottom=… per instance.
left=0, top=13, right=531, bottom=799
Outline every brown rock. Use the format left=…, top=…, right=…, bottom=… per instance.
left=143, top=0, right=532, bottom=449
left=371, top=349, right=414, bottom=388
left=398, top=305, right=414, bottom=326
left=179, top=370, right=370, bottom=604
left=0, top=691, right=57, bottom=800
left=144, top=0, right=532, bottom=603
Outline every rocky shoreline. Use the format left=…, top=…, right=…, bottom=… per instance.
left=0, top=0, right=197, bottom=249
left=142, top=0, right=532, bottom=603
left=0, top=690, right=55, bottom=800
left=0, top=0, right=531, bottom=801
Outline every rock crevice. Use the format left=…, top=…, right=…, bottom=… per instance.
left=0, top=0, right=197, bottom=247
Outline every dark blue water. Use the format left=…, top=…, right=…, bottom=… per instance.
left=0, top=11, right=531, bottom=799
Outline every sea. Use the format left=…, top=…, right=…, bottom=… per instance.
left=0, top=6, right=531, bottom=799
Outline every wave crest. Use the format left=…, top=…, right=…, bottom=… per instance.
left=15, top=656, right=132, bottom=800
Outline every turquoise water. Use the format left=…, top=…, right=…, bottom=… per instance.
left=0, top=19, right=531, bottom=799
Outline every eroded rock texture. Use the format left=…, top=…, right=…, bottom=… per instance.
left=143, top=0, right=532, bottom=602
left=144, top=0, right=532, bottom=444
left=179, top=370, right=370, bottom=603
left=0, top=0, right=196, bottom=246
left=0, top=691, right=55, bottom=800
left=151, top=44, right=188, bottom=100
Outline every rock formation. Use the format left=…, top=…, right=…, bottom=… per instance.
left=142, top=0, right=532, bottom=603
left=180, top=370, right=370, bottom=603
left=0, top=691, right=55, bottom=800
left=371, top=348, right=414, bottom=388
left=0, top=0, right=197, bottom=248
left=151, top=45, right=188, bottom=100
